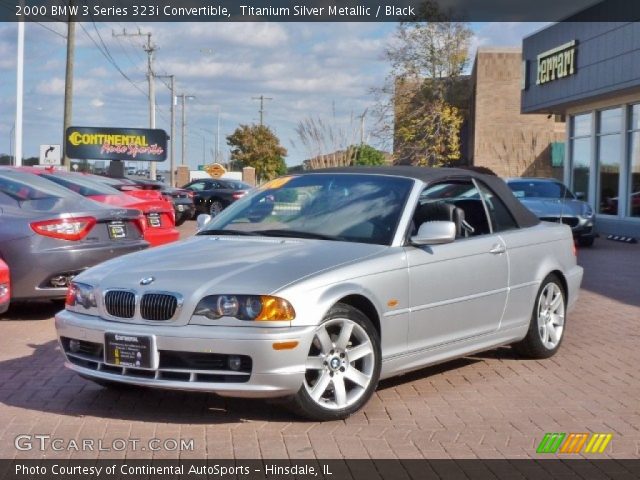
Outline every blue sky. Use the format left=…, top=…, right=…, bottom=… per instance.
left=0, top=21, right=548, bottom=168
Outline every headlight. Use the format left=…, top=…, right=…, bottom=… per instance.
left=582, top=204, right=594, bottom=217
left=65, top=282, right=98, bottom=313
left=193, top=295, right=295, bottom=321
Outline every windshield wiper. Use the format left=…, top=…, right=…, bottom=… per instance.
left=257, top=229, right=344, bottom=241
left=197, top=229, right=262, bottom=236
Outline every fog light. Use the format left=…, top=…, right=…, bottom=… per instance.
left=50, top=275, right=69, bottom=288
left=228, top=356, right=242, bottom=371
left=69, top=339, right=81, bottom=353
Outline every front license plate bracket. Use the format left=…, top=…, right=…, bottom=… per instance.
left=104, top=333, right=157, bottom=369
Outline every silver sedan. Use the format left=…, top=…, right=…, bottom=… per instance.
left=55, top=167, right=583, bottom=421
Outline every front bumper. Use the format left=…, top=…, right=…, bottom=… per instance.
left=55, top=309, right=313, bottom=398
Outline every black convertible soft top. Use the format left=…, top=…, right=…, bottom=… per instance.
left=303, top=166, right=540, bottom=229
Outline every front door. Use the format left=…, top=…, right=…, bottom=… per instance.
left=406, top=180, right=510, bottom=352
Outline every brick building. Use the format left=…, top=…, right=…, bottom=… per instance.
left=469, top=47, right=565, bottom=178
left=393, top=47, right=565, bottom=178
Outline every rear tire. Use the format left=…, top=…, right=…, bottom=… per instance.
left=209, top=200, right=225, bottom=216
left=175, top=214, right=187, bottom=227
left=512, top=274, right=566, bottom=359
left=577, top=236, right=594, bottom=247
left=287, top=303, right=381, bottom=421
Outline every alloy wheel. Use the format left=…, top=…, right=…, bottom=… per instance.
left=303, top=318, right=375, bottom=410
left=537, top=282, right=565, bottom=349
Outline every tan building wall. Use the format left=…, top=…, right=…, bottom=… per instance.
left=470, top=47, right=565, bottom=178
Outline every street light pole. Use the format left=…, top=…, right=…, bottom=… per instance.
left=176, top=94, right=195, bottom=168
left=15, top=20, right=24, bottom=167
left=216, top=107, right=221, bottom=163
left=157, top=75, right=176, bottom=186
left=9, top=124, right=14, bottom=165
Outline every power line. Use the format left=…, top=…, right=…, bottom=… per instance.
left=33, top=21, right=67, bottom=39
left=77, top=23, right=148, bottom=98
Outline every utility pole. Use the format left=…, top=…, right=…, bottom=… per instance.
left=216, top=111, right=220, bottom=163
left=157, top=75, right=176, bottom=186
left=113, top=28, right=156, bottom=179
left=252, top=95, right=272, bottom=126
left=176, top=94, right=195, bottom=168
left=358, top=108, right=368, bottom=145
left=62, top=12, right=75, bottom=167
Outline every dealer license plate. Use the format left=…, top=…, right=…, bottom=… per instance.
left=104, top=333, right=155, bottom=369
left=107, top=221, right=126, bottom=239
left=147, top=213, right=161, bottom=228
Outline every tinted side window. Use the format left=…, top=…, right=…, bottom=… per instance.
left=477, top=182, right=518, bottom=232
left=188, top=182, right=206, bottom=191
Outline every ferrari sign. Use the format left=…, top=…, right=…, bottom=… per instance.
left=65, top=126, right=168, bottom=162
left=204, top=163, right=227, bottom=178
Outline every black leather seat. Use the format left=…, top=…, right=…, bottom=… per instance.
left=451, top=199, right=491, bottom=235
left=413, top=201, right=465, bottom=238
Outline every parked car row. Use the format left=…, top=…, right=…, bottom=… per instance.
left=0, top=167, right=182, bottom=313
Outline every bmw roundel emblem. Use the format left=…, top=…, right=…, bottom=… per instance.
left=140, top=276, right=155, bottom=286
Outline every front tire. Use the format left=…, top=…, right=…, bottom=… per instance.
left=288, top=303, right=381, bottom=421
left=512, top=274, right=566, bottom=359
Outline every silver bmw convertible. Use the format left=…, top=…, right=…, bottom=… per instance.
left=56, top=167, right=583, bottom=420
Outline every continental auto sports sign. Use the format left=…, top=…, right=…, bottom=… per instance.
left=65, top=126, right=168, bottom=162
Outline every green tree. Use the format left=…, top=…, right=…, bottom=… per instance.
left=372, top=20, right=472, bottom=166
left=351, top=144, right=387, bottom=166
left=226, top=124, right=288, bottom=181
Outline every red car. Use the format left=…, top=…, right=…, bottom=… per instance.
left=19, top=168, right=179, bottom=247
left=0, top=259, right=9, bottom=314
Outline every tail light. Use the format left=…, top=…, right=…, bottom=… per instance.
left=572, top=241, right=577, bottom=257
left=0, top=268, right=9, bottom=305
left=186, top=191, right=194, bottom=198
left=30, top=217, right=96, bottom=241
left=232, top=191, right=246, bottom=200
left=134, top=214, right=147, bottom=235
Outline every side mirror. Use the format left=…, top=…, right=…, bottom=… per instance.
left=575, top=192, right=585, bottom=200
left=196, top=214, right=212, bottom=231
left=411, top=221, right=456, bottom=246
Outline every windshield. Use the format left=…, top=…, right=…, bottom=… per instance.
left=199, top=174, right=414, bottom=245
left=507, top=180, right=575, bottom=200
left=40, top=173, right=122, bottom=197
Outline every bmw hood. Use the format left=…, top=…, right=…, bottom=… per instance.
left=519, top=198, right=587, bottom=217
left=75, top=235, right=387, bottom=296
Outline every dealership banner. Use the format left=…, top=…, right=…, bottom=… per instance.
left=65, top=127, right=168, bottom=162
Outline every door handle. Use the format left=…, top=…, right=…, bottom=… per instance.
left=489, top=244, right=506, bottom=254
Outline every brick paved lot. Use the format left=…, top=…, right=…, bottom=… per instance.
left=0, top=223, right=638, bottom=460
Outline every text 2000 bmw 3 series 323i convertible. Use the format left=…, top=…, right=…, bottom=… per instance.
left=55, top=167, right=583, bottom=421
